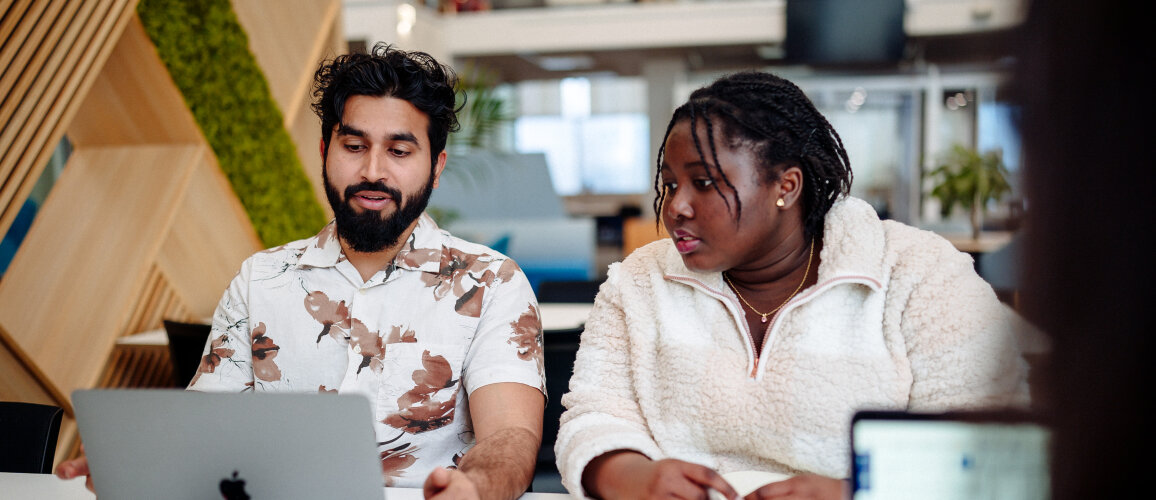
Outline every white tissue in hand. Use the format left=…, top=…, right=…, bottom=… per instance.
left=709, top=470, right=793, bottom=499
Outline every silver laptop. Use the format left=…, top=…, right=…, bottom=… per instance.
left=73, top=389, right=385, bottom=500
left=850, top=409, right=1050, bottom=500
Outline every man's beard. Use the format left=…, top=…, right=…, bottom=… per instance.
left=323, top=165, right=434, bottom=253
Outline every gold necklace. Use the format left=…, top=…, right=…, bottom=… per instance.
left=724, top=239, right=814, bottom=324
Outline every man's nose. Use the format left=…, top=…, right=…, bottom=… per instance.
left=361, top=147, right=390, bottom=182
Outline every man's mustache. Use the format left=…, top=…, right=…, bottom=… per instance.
left=344, top=180, right=402, bottom=204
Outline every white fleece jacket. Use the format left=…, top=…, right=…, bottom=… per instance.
left=554, top=196, right=1030, bottom=497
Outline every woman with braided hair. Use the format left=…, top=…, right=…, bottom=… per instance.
left=554, top=71, right=1030, bottom=500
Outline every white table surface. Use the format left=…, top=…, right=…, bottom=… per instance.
left=538, top=302, right=593, bottom=331
left=0, top=472, right=571, bottom=499
left=116, top=303, right=593, bottom=346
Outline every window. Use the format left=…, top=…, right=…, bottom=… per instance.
left=513, top=76, right=649, bottom=195
left=934, top=85, right=1023, bottom=229
left=798, top=82, right=921, bottom=223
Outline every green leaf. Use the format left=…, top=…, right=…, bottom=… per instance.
left=451, top=63, right=512, bottom=150
left=928, top=143, right=1012, bottom=218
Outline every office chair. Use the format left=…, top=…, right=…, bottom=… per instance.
left=163, top=319, right=212, bottom=388
left=536, top=279, right=604, bottom=303
left=532, top=326, right=583, bottom=492
left=0, top=401, right=64, bottom=473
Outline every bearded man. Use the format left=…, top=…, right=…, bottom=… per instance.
left=57, top=43, right=545, bottom=500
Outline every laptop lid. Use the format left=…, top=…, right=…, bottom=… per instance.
left=850, top=409, right=1051, bottom=500
left=73, top=389, right=385, bottom=500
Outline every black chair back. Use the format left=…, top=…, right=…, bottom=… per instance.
left=537, top=327, right=582, bottom=469
left=163, top=319, right=212, bottom=388
left=0, top=401, right=64, bottom=473
left=536, top=279, right=603, bottom=303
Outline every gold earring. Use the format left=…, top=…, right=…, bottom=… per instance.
left=776, top=198, right=785, bottom=207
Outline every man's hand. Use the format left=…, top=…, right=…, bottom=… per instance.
left=744, top=474, right=848, bottom=500
left=54, top=454, right=95, bottom=493
left=437, top=382, right=543, bottom=500
left=583, top=451, right=739, bottom=500
left=423, top=467, right=481, bottom=500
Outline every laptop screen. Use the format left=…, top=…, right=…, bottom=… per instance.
left=850, top=410, right=1050, bottom=500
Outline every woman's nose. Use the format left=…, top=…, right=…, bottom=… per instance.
left=664, top=188, right=693, bottom=221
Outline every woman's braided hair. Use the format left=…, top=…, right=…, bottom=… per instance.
left=654, top=71, right=853, bottom=241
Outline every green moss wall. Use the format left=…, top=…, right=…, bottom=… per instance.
left=137, top=0, right=327, bottom=247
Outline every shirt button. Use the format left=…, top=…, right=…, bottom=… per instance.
left=358, top=288, right=367, bottom=295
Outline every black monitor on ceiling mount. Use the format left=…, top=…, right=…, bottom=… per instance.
left=784, top=0, right=908, bottom=67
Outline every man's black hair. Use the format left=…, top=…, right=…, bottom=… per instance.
left=654, top=71, right=853, bottom=242
left=311, top=42, right=461, bottom=167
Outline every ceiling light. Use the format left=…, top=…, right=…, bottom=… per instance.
left=534, top=55, right=595, bottom=72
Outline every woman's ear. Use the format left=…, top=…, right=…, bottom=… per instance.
left=775, top=166, right=804, bottom=209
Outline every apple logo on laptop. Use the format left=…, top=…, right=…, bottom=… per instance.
left=220, top=470, right=251, bottom=500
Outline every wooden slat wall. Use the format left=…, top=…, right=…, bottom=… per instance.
left=0, top=0, right=141, bottom=415
left=98, top=345, right=174, bottom=390
left=121, top=265, right=193, bottom=336
left=0, top=324, right=59, bottom=407
left=64, top=15, right=204, bottom=147
left=155, top=156, right=265, bottom=317
left=0, top=0, right=136, bottom=237
left=1, top=0, right=343, bottom=467
left=0, top=144, right=205, bottom=408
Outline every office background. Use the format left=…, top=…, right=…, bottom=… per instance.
left=1, top=0, right=1041, bottom=485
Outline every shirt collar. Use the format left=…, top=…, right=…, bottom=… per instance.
left=297, top=221, right=343, bottom=268
left=392, top=214, right=447, bottom=274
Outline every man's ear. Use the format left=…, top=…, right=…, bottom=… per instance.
left=318, top=137, right=326, bottom=161
left=777, top=166, right=805, bottom=209
left=431, top=151, right=448, bottom=189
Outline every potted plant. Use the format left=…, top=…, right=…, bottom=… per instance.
left=450, top=63, right=512, bottom=152
left=928, top=144, right=1012, bottom=240
left=427, top=63, right=512, bottom=228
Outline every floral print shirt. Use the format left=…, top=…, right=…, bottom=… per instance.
left=188, top=214, right=546, bottom=487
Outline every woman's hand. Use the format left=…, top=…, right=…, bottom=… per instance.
left=583, top=450, right=739, bottom=500
left=743, top=474, right=848, bottom=500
